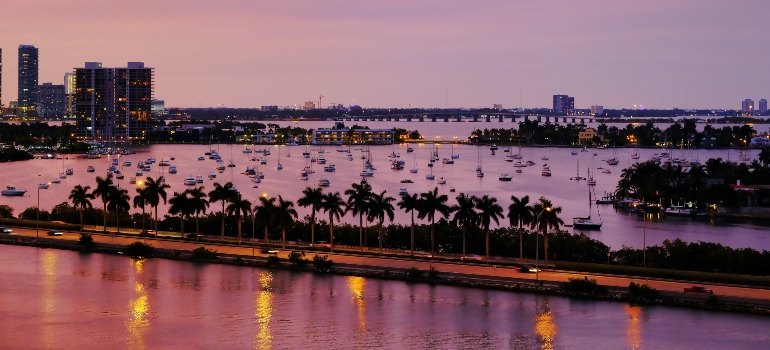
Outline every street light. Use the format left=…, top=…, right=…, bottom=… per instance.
left=535, top=206, right=552, bottom=283
left=37, top=179, right=51, bottom=238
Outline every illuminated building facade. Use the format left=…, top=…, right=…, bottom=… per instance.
left=38, top=82, right=66, bottom=118
left=18, top=45, right=39, bottom=118
left=553, top=94, right=575, bottom=115
left=312, top=128, right=393, bottom=145
left=74, top=62, right=153, bottom=143
left=0, top=48, right=3, bottom=107
left=64, top=72, right=75, bottom=117
left=759, top=99, right=767, bottom=114
left=742, top=99, right=754, bottom=116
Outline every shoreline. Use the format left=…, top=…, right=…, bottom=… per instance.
left=2, top=234, right=768, bottom=317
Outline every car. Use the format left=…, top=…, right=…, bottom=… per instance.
left=139, top=230, right=157, bottom=237
left=684, top=286, right=713, bottom=294
left=260, top=248, right=278, bottom=254
left=47, top=230, right=63, bottom=236
left=519, top=265, right=540, bottom=273
left=0, top=227, right=11, bottom=233
left=186, top=233, right=204, bottom=238
left=461, top=254, right=483, bottom=261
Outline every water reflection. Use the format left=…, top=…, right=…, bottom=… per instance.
left=127, top=259, right=150, bottom=350
left=346, top=276, right=366, bottom=335
left=534, top=299, right=557, bottom=350
left=255, top=271, right=273, bottom=350
left=625, top=305, right=643, bottom=349
left=42, top=250, right=57, bottom=348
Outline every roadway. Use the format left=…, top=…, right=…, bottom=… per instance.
left=7, top=227, right=770, bottom=303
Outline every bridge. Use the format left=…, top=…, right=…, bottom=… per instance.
left=331, top=111, right=596, bottom=124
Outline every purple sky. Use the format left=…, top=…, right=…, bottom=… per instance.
left=1, top=0, right=768, bottom=109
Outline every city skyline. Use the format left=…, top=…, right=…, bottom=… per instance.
left=1, top=0, right=769, bottom=110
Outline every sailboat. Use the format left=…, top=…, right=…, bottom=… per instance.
left=570, top=160, right=586, bottom=180
left=573, top=186, right=602, bottom=230
left=587, top=155, right=597, bottom=186
left=451, top=143, right=459, bottom=159
left=476, top=147, right=484, bottom=177
left=630, top=146, right=640, bottom=159
left=425, top=157, right=435, bottom=180
left=277, top=150, right=283, bottom=170
left=410, top=152, right=418, bottom=173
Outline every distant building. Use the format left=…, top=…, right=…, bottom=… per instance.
left=742, top=99, right=755, bottom=115
left=312, top=128, right=393, bottom=145
left=553, top=95, right=574, bottom=115
left=74, top=62, right=154, bottom=143
left=37, top=82, right=66, bottom=118
left=590, top=105, right=604, bottom=115
left=0, top=48, right=3, bottom=107
left=18, top=45, right=39, bottom=118
left=750, top=136, right=770, bottom=148
left=261, top=105, right=279, bottom=112
left=493, top=104, right=503, bottom=110
left=303, top=101, right=316, bottom=110
left=578, top=128, right=602, bottom=145
left=759, top=99, right=767, bottom=114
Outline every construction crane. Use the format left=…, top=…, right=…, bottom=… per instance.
left=318, top=95, right=324, bottom=109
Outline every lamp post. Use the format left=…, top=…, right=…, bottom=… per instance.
left=643, top=210, right=647, bottom=268
left=251, top=208, right=256, bottom=257
left=535, top=206, right=552, bottom=282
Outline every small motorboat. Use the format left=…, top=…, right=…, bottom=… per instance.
left=87, top=166, right=95, bottom=172
left=1, top=186, right=27, bottom=196
left=318, top=176, right=331, bottom=187
left=184, top=175, right=196, bottom=186
left=196, top=175, right=204, bottom=183
left=399, top=188, right=408, bottom=195
left=38, top=183, right=49, bottom=189
left=208, top=172, right=217, bottom=179
left=437, top=177, right=447, bottom=185
left=498, top=174, right=512, bottom=181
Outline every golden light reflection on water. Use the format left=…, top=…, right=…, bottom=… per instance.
left=534, top=301, right=557, bottom=350
left=42, top=250, right=57, bottom=348
left=127, top=258, right=149, bottom=350
left=625, top=304, right=642, bottom=349
left=255, top=271, right=273, bottom=350
left=346, top=276, right=366, bottom=334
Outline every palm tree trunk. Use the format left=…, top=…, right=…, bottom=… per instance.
left=378, top=222, right=383, bottom=255
left=103, top=203, right=107, bottom=233
left=196, top=215, right=200, bottom=234
left=237, top=218, right=242, bottom=243
left=430, top=219, right=435, bottom=257
left=359, top=213, right=363, bottom=252
left=310, top=210, right=315, bottom=246
left=544, top=232, right=549, bottom=268
left=410, top=210, right=414, bottom=256
left=180, top=215, right=185, bottom=236
left=221, top=203, right=225, bottom=239
left=462, top=225, right=466, bottom=258
left=282, top=228, right=286, bottom=249
left=116, top=211, right=120, bottom=234
left=154, top=206, right=159, bottom=234
left=485, top=228, right=490, bottom=262
left=518, top=226, right=524, bottom=261
left=329, top=215, right=334, bottom=252
left=264, top=226, right=269, bottom=242
left=141, top=208, right=146, bottom=232
left=79, top=208, right=84, bottom=231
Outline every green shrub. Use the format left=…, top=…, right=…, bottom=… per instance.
left=78, top=233, right=94, bottom=248
left=288, top=251, right=307, bottom=266
left=312, top=254, right=333, bottom=270
left=628, top=282, right=658, bottom=301
left=561, top=277, right=607, bottom=294
left=406, top=266, right=423, bottom=280
left=266, top=255, right=280, bottom=265
left=428, top=266, right=438, bottom=280
left=190, top=247, right=218, bottom=261
left=123, top=241, right=155, bottom=258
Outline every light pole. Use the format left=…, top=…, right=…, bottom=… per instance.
left=251, top=207, right=256, bottom=256
left=643, top=210, right=647, bottom=268
left=535, top=206, right=552, bottom=282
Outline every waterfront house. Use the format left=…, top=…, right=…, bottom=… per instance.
left=312, top=128, right=393, bottom=145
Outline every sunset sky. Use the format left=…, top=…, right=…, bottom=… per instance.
left=1, top=0, right=768, bottom=109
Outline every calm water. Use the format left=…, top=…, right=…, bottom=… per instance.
left=0, top=245, right=767, bottom=349
left=2, top=120, right=768, bottom=252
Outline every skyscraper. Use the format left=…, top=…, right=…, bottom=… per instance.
left=64, top=72, right=75, bottom=117
left=18, top=45, right=39, bottom=118
left=742, top=99, right=754, bottom=116
left=759, top=99, right=767, bottom=114
left=553, top=95, right=575, bottom=115
left=74, top=62, right=153, bottom=143
left=0, top=48, right=3, bottom=107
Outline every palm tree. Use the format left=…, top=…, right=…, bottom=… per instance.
left=186, top=186, right=209, bottom=236
left=133, top=187, right=149, bottom=232
left=168, top=191, right=192, bottom=236
left=474, top=195, right=504, bottom=262
left=759, top=147, right=770, bottom=167
left=297, top=187, right=324, bottom=246
left=208, top=182, right=235, bottom=239
left=92, top=174, right=115, bottom=233
left=273, top=196, right=298, bottom=249
left=507, top=195, right=534, bottom=261
left=530, top=196, right=564, bottom=267
left=417, top=187, right=451, bottom=257
left=106, top=187, right=130, bottom=237
left=367, top=190, right=395, bottom=255
left=227, top=193, right=253, bottom=242
left=254, top=196, right=277, bottom=242
left=320, top=191, right=346, bottom=252
left=397, top=193, right=420, bottom=256
left=143, top=177, right=171, bottom=234
left=345, top=181, right=372, bottom=252
left=451, top=193, right=478, bottom=258
left=69, top=185, right=94, bottom=230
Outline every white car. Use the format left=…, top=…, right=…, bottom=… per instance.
left=47, top=230, right=63, bottom=236
left=0, top=227, right=11, bottom=233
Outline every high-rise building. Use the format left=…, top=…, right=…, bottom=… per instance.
left=742, top=99, right=755, bottom=116
left=0, top=48, right=3, bottom=107
left=759, top=99, right=767, bottom=114
left=64, top=72, right=75, bottom=117
left=38, top=83, right=66, bottom=118
left=18, top=45, right=39, bottom=118
left=590, top=105, right=604, bottom=115
left=553, top=95, right=575, bottom=115
left=74, top=62, right=154, bottom=143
